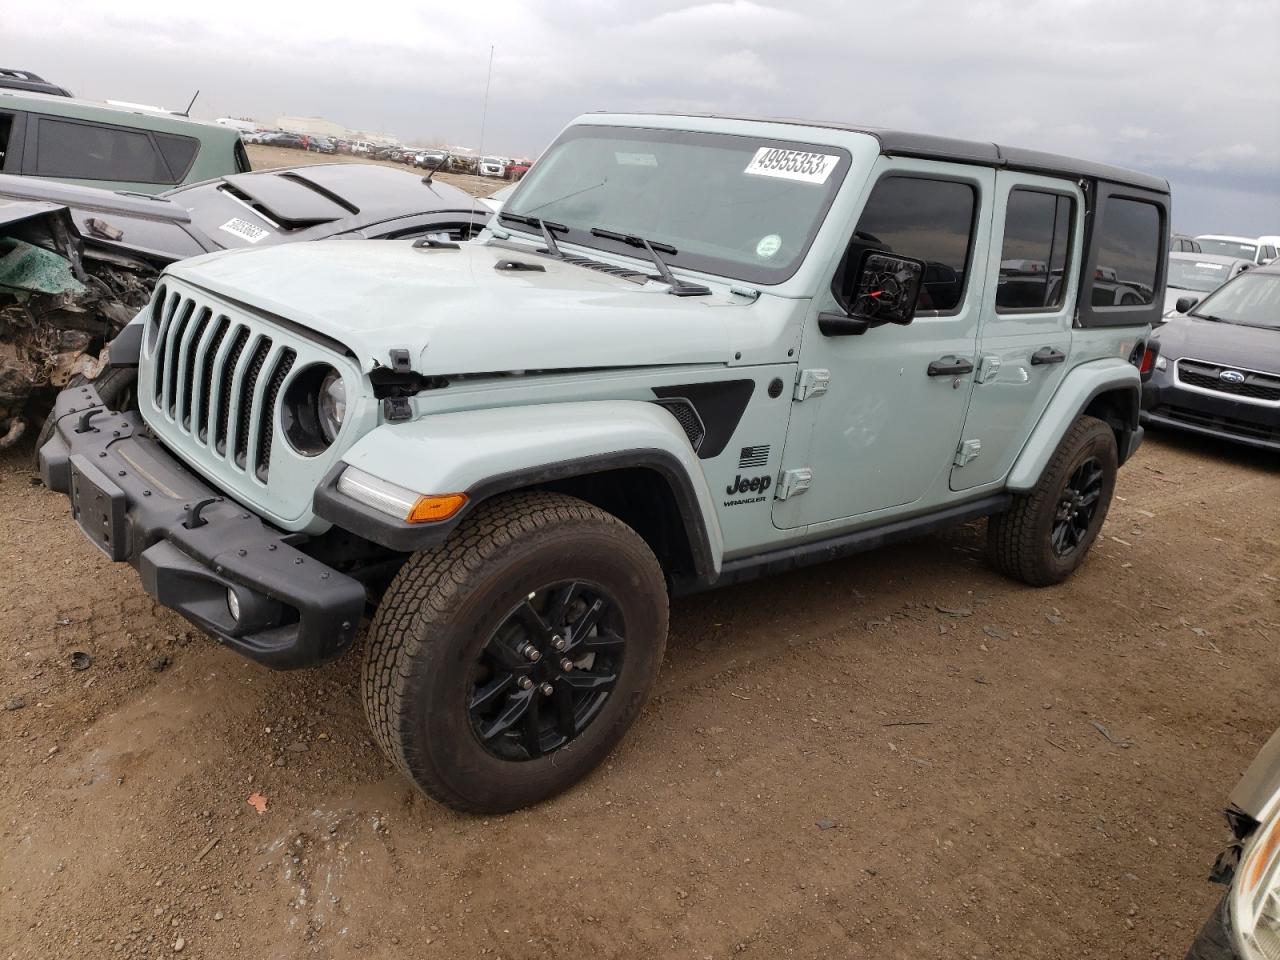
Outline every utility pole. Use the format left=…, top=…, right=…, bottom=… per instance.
left=477, top=44, right=494, bottom=159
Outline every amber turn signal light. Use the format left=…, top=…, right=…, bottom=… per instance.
left=406, top=493, right=467, bottom=524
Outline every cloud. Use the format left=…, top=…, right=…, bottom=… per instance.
left=7, top=0, right=1279, bottom=232
left=703, top=50, right=777, bottom=90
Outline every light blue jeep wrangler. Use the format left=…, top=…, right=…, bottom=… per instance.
left=40, top=113, right=1169, bottom=813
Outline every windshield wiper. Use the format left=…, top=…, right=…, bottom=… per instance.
left=497, top=212, right=568, bottom=258
left=589, top=227, right=710, bottom=297
left=1189, top=312, right=1224, bottom=322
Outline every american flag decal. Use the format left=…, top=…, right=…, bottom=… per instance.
left=738, top=445, right=770, bottom=468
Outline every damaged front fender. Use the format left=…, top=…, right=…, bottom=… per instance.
left=0, top=200, right=157, bottom=449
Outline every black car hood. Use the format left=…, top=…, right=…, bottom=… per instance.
left=1153, top=315, right=1280, bottom=372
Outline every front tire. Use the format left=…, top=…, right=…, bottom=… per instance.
left=988, top=415, right=1118, bottom=586
left=362, top=492, right=669, bottom=814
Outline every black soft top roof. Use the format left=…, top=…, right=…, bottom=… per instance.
left=624, top=113, right=1169, bottom=194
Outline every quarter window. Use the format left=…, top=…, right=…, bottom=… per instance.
left=33, top=117, right=170, bottom=183
left=1091, top=197, right=1161, bottom=307
left=153, top=132, right=199, bottom=180
left=845, top=176, right=977, bottom=313
left=996, top=189, right=1074, bottom=311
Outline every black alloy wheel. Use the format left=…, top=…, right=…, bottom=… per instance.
left=468, top=581, right=626, bottom=761
left=362, top=491, right=668, bottom=814
left=1050, top=456, right=1104, bottom=557
left=987, top=415, right=1118, bottom=587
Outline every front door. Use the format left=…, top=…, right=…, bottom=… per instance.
left=774, top=159, right=994, bottom=530
left=950, top=172, right=1082, bottom=491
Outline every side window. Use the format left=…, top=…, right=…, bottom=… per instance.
left=0, top=112, right=11, bottom=168
left=841, top=176, right=977, bottom=313
left=33, top=116, right=169, bottom=183
left=1263, top=245, right=1277, bottom=262
left=996, top=189, right=1074, bottom=311
left=1090, top=197, right=1161, bottom=307
left=153, top=132, right=199, bottom=180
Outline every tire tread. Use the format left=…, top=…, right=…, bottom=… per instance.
left=362, top=491, right=664, bottom=813
left=988, top=415, right=1115, bottom=587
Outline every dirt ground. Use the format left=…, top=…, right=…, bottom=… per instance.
left=2, top=424, right=1277, bottom=960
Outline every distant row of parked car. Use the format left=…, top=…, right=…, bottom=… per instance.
left=240, top=129, right=531, bottom=179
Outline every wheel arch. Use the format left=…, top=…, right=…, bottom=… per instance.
left=1082, top=385, right=1140, bottom=464
left=314, top=401, right=724, bottom=585
left=1006, top=358, right=1142, bottom=492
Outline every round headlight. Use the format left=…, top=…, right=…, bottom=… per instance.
left=318, top=370, right=346, bottom=443
left=282, top=364, right=345, bottom=457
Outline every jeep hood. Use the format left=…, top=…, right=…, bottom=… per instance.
left=166, top=239, right=759, bottom=375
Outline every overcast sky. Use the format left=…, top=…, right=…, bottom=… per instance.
left=8, top=0, right=1279, bottom=234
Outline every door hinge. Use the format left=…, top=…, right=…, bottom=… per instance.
left=954, top=439, right=982, bottom=467
left=793, top=368, right=830, bottom=402
left=775, top=467, right=813, bottom=501
left=975, top=355, right=1002, bottom=384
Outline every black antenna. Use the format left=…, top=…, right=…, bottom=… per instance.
left=178, top=89, right=200, bottom=117
left=422, top=151, right=451, bottom=185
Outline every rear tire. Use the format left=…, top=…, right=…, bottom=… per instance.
left=362, top=491, right=668, bottom=814
left=988, top=415, right=1118, bottom=586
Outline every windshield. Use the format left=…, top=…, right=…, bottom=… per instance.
left=1197, top=238, right=1258, bottom=260
left=503, top=125, right=851, bottom=285
left=1191, top=272, right=1280, bottom=329
left=1167, top=258, right=1232, bottom=292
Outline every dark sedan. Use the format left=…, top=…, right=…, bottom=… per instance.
left=1142, top=262, right=1280, bottom=451
left=0, top=162, right=491, bottom=263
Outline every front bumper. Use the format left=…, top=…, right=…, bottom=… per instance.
left=38, top=383, right=366, bottom=669
left=1141, top=370, right=1280, bottom=452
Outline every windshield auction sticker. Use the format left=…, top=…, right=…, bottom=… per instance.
left=743, top=147, right=839, bottom=184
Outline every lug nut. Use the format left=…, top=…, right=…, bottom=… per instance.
left=551, top=636, right=565, bottom=651
left=523, top=644, right=542, bottom=662
left=540, top=682, right=554, bottom=697
left=560, top=659, right=574, bottom=672
left=517, top=676, right=534, bottom=690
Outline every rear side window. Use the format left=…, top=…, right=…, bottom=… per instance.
left=1090, top=197, right=1161, bottom=307
left=153, top=132, right=199, bottom=179
left=848, top=176, right=977, bottom=312
left=996, top=189, right=1074, bottom=311
left=0, top=112, right=12, bottom=169
left=33, top=117, right=169, bottom=183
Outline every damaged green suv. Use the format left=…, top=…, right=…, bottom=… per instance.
left=40, top=114, right=1168, bottom=813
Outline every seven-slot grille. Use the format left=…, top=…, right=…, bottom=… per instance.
left=1177, top=359, right=1280, bottom=402
left=147, top=285, right=298, bottom=482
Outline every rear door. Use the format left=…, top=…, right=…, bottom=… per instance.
left=950, top=172, right=1081, bottom=491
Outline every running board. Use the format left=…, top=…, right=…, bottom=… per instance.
left=685, top=493, right=1011, bottom=594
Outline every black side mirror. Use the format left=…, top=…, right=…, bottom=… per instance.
left=1175, top=295, right=1200, bottom=314
left=821, top=252, right=926, bottom=336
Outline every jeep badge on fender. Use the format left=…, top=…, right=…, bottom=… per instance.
left=727, top=474, right=772, bottom=496
left=39, top=111, right=1168, bottom=815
